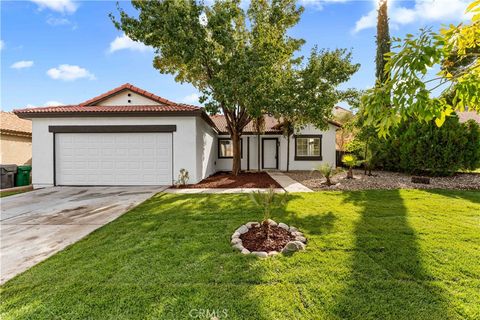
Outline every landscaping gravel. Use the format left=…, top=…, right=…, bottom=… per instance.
left=284, top=169, right=480, bottom=191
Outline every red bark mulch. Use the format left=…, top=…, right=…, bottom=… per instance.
left=177, top=172, right=281, bottom=189
left=240, top=224, right=295, bottom=252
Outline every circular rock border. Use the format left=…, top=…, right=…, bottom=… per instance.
left=231, top=219, right=307, bottom=258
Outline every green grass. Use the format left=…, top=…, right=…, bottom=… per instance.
left=0, top=189, right=31, bottom=198
left=1, top=190, right=479, bottom=319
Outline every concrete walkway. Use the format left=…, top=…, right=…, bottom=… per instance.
left=267, top=171, right=313, bottom=192
left=0, top=186, right=166, bottom=284
left=164, top=187, right=285, bottom=194
left=164, top=172, right=312, bottom=193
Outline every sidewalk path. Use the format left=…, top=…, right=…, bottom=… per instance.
left=267, top=172, right=313, bottom=192
left=164, top=188, right=285, bottom=194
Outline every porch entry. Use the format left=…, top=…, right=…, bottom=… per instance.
left=262, top=138, right=278, bottom=169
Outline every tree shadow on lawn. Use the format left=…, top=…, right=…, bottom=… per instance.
left=333, top=189, right=453, bottom=319
left=424, top=188, right=480, bottom=205
left=0, top=193, right=308, bottom=320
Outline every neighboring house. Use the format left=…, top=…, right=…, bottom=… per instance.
left=0, top=111, right=32, bottom=165
left=333, top=106, right=354, bottom=151
left=14, top=83, right=340, bottom=188
left=458, top=111, right=480, bottom=124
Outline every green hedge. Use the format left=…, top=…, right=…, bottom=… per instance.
left=369, top=115, right=480, bottom=176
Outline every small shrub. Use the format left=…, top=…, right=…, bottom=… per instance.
left=249, top=187, right=288, bottom=238
left=315, top=163, right=335, bottom=186
left=175, top=169, right=189, bottom=186
left=342, top=154, right=362, bottom=179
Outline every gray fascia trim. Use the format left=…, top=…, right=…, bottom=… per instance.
left=49, top=125, right=177, bottom=133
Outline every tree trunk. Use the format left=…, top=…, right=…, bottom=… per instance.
left=286, top=134, right=291, bottom=172
left=257, top=132, right=261, bottom=172
left=364, top=137, right=369, bottom=175
left=231, top=131, right=242, bottom=175
left=347, top=168, right=353, bottom=179
left=222, top=106, right=250, bottom=176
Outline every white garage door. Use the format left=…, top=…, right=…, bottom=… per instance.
left=55, top=132, right=172, bottom=186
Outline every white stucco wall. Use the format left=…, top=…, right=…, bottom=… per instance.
left=30, top=116, right=202, bottom=188
left=195, top=117, right=217, bottom=181
left=281, top=124, right=338, bottom=171
left=96, top=90, right=161, bottom=106
left=214, top=124, right=338, bottom=172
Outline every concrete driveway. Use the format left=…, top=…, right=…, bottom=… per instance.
left=0, top=186, right=167, bottom=284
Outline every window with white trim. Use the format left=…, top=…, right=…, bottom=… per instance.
left=295, top=135, right=322, bottom=160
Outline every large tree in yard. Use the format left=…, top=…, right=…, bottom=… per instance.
left=273, top=49, right=360, bottom=171
left=112, top=0, right=358, bottom=174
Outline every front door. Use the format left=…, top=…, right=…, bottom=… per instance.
left=262, top=138, right=278, bottom=169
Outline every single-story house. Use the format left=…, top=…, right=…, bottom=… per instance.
left=14, top=83, right=340, bottom=188
left=0, top=111, right=32, bottom=165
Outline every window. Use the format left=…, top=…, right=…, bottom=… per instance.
left=295, top=135, right=322, bottom=160
left=218, top=138, right=243, bottom=158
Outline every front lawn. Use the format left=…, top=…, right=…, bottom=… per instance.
left=1, top=190, right=479, bottom=319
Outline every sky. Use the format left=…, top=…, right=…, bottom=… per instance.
left=0, top=0, right=472, bottom=111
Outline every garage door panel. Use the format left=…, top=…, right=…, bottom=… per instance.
left=56, top=132, right=172, bottom=186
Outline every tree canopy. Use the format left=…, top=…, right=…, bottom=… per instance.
left=111, top=0, right=359, bottom=174
left=363, top=0, right=480, bottom=136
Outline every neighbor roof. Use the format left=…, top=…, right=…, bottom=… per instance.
left=0, top=111, right=32, bottom=137
left=210, top=114, right=341, bottom=134
left=458, top=111, right=480, bottom=124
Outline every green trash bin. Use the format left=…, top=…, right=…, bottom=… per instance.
left=15, top=165, right=32, bottom=187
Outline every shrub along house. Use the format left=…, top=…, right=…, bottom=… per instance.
left=14, top=84, right=340, bottom=188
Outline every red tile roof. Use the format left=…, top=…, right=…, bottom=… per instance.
left=210, top=114, right=283, bottom=134
left=210, top=114, right=341, bottom=134
left=80, top=83, right=177, bottom=106
left=13, top=83, right=207, bottom=117
left=0, top=111, right=32, bottom=136
left=14, top=104, right=201, bottom=114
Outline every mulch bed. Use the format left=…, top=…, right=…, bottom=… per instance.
left=177, top=172, right=281, bottom=189
left=240, top=224, right=295, bottom=252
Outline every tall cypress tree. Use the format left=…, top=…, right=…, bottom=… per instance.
left=359, top=0, right=391, bottom=175
left=375, top=0, right=391, bottom=84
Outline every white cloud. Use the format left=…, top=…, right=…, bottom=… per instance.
left=11, top=60, right=34, bottom=69
left=31, top=0, right=78, bottom=14
left=353, top=0, right=472, bottom=33
left=0, top=40, right=4, bottom=51
left=26, top=101, right=64, bottom=108
left=181, top=93, right=200, bottom=105
left=353, top=9, right=377, bottom=33
left=108, top=34, right=152, bottom=53
left=46, top=17, right=71, bottom=26
left=44, top=100, right=64, bottom=106
left=46, top=64, right=95, bottom=81
left=300, top=0, right=348, bottom=6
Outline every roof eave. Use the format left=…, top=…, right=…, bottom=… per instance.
left=14, top=110, right=203, bottom=119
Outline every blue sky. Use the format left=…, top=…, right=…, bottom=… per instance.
left=0, top=0, right=471, bottom=111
